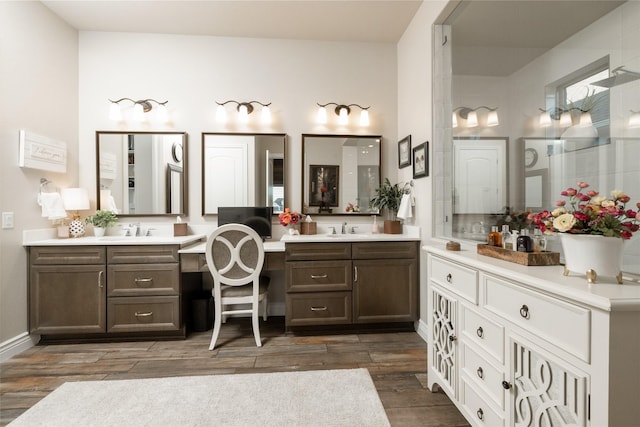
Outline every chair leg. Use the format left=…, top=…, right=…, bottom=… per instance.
left=252, top=306, right=262, bottom=347
left=209, top=297, right=222, bottom=351
left=262, top=295, right=268, bottom=321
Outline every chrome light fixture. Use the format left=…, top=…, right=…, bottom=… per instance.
left=538, top=106, right=591, bottom=128
left=108, top=98, right=169, bottom=123
left=215, top=100, right=272, bottom=125
left=316, top=102, right=370, bottom=126
left=452, top=106, right=499, bottom=128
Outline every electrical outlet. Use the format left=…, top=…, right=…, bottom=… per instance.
left=2, top=212, right=14, bottom=229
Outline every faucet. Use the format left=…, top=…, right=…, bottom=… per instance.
left=342, top=222, right=347, bottom=234
left=328, top=226, right=336, bottom=235
left=126, top=223, right=141, bottom=236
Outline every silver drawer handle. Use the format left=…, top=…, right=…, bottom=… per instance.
left=134, top=311, right=153, bottom=317
left=477, top=367, right=484, bottom=379
left=134, top=277, right=153, bottom=287
left=446, top=273, right=452, bottom=283
left=476, top=326, right=484, bottom=338
left=520, top=304, right=530, bottom=319
left=310, top=306, right=328, bottom=311
left=310, top=274, right=328, bottom=279
left=477, top=408, right=484, bottom=421
left=98, top=271, right=104, bottom=288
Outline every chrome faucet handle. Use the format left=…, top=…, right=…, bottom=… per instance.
left=145, top=228, right=156, bottom=236
left=328, top=226, right=336, bottom=235
left=350, top=226, right=358, bottom=234
left=342, top=222, right=348, bottom=234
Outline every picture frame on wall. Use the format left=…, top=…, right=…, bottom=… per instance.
left=309, top=164, right=339, bottom=207
left=398, top=135, right=411, bottom=168
left=413, top=141, right=428, bottom=178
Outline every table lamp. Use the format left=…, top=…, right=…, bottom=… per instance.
left=62, top=188, right=90, bottom=237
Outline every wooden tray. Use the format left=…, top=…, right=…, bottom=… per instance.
left=477, top=244, right=560, bottom=266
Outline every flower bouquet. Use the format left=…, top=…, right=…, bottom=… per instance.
left=278, top=208, right=302, bottom=227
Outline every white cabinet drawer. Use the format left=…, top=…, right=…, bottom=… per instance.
left=461, top=379, right=504, bottom=427
left=482, top=273, right=591, bottom=362
left=461, top=305, right=504, bottom=363
left=461, top=343, right=505, bottom=410
left=429, top=256, right=478, bottom=304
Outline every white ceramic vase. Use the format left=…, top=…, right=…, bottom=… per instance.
left=559, top=233, right=624, bottom=284
left=93, top=227, right=106, bottom=237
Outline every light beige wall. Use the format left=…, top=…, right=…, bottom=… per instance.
left=0, top=2, right=78, bottom=348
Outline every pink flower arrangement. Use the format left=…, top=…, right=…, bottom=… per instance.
left=278, top=208, right=302, bottom=227
left=528, top=181, right=640, bottom=240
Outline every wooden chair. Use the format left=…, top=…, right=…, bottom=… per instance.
left=205, top=224, right=269, bottom=350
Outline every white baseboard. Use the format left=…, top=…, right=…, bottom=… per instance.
left=0, top=332, right=38, bottom=362
left=415, top=318, right=429, bottom=343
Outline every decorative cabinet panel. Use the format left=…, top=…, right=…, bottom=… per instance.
left=425, top=246, right=640, bottom=426
left=285, top=241, right=418, bottom=328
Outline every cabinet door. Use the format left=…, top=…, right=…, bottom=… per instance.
left=352, top=258, right=417, bottom=323
left=509, top=338, right=588, bottom=427
left=30, top=265, right=106, bottom=334
left=429, top=287, right=458, bottom=397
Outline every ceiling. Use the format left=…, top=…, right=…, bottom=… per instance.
left=41, top=0, right=423, bottom=43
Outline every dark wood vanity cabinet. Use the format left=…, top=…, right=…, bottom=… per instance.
left=285, top=241, right=418, bottom=328
left=29, top=246, right=107, bottom=335
left=28, top=245, right=185, bottom=341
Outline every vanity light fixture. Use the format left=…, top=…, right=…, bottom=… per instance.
left=316, top=102, right=370, bottom=126
left=215, top=100, right=272, bottom=125
left=108, top=98, right=169, bottom=123
left=538, top=106, right=591, bottom=128
left=629, top=110, right=640, bottom=128
left=452, top=106, right=499, bottom=128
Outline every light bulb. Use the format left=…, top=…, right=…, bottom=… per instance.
left=539, top=111, right=552, bottom=128
left=156, top=104, right=168, bottom=123
left=133, top=103, right=144, bottom=122
left=486, top=110, right=499, bottom=127
left=215, top=105, right=227, bottom=123
left=109, top=102, right=122, bottom=121
left=452, top=112, right=458, bottom=128
left=260, top=105, right=272, bottom=124
left=466, top=111, right=478, bottom=127
left=317, top=106, right=328, bottom=124
left=359, top=109, right=369, bottom=126
left=559, top=111, right=572, bottom=127
left=338, top=107, right=349, bottom=125
left=238, top=104, right=249, bottom=123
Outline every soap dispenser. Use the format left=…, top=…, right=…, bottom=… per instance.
left=371, top=215, right=379, bottom=234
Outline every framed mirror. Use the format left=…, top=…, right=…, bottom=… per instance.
left=302, top=134, right=381, bottom=215
left=96, top=131, right=187, bottom=216
left=202, top=133, right=286, bottom=215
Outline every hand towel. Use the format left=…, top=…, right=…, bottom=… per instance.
left=396, top=193, right=412, bottom=220
left=38, top=192, right=67, bottom=220
left=100, top=189, right=119, bottom=214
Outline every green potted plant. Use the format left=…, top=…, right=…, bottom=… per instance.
left=370, top=178, right=410, bottom=234
left=85, top=210, right=118, bottom=237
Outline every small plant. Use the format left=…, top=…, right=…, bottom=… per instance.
left=370, top=178, right=410, bottom=220
left=85, top=210, right=118, bottom=228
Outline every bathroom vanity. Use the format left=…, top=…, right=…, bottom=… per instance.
left=424, top=243, right=640, bottom=426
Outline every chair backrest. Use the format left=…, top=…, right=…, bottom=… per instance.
left=205, top=223, right=265, bottom=287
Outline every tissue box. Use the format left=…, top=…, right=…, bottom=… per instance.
left=173, top=223, right=188, bottom=236
left=301, top=222, right=317, bottom=235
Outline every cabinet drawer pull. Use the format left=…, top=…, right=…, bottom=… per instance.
left=98, top=271, right=104, bottom=288
left=519, top=304, right=530, bottom=319
left=448, top=334, right=457, bottom=342
left=354, top=266, right=358, bottom=282
left=477, top=367, right=484, bottom=379
left=310, top=306, right=328, bottom=311
left=134, top=277, right=153, bottom=287
left=476, top=408, right=484, bottom=421
left=310, top=274, right=328, bottom=279
left=476, top=326, right=484, bottom=338
left=446, top=273, right=452, bottom=283
left=502, top=380, right=512, bottom=390
left=134, top=311, right=153, bottom=318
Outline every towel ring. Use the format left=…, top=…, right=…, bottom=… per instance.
left=40, top=178, right=54, bottom=193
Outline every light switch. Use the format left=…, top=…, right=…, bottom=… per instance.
left=2, top=212, right=14, bottom=229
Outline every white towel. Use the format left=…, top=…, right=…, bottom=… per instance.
left=100, top=189, right=119, bottom=214
left=396, top=193, right=412, bottom=220
left=38, top=192, right=67, bottom=220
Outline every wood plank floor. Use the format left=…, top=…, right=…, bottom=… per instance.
left=0, top=318, right=469, bottom=426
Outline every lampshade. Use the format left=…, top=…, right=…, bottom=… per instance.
left=539, top=111, right=552, bottom=127
left=61, top=188, right=90, bottom=211
left=109, top=102, right=122, bottom=121
left=559, top=111, right=572, bottom=127
left=579, top=112, right=592, bottom=126
left=216, top=104, right=228, bottom=123
left=238, top=104, right=249, bottom=123
left=338, top=107, right=349, bottom=125
left=466, top=111, right=478, bottom=127
left=260, top=105, right=272, bottom=124
left=317, top=106, right=328, bottom=124
left=359, top=109, right=370, bottom=126
left=452, top=112, right=458, bottom=128
left=133, top=103, right=145, bottom=122
left=156, top=104, right=169, bottom=123
left=629, top=111, right=640, bottom=128
left=486, top=110, right=499, bottom=127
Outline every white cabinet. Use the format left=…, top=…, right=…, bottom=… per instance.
left=425, top=245, right=640, bottom=427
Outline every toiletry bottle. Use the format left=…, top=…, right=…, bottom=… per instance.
left=371, top=215, right=379, bottom=234
left=488, top=226, right=502, bottom=247
left=516, top=229, right=533, bottom=252
left=501, top=225, right=511, bottom=250
left=509, top=230, right=519, bottom=251
left=533, top=228, right=546, bottom=252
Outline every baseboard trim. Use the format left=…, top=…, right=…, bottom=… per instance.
left=0, top=332, right=38, bottom=362
left=415, top=318, right=428, bottom=343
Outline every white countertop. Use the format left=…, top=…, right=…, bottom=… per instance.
left=24, top=233, right=206, bottom=247
left=423, top=243, right=640, bottom=312
left=178, top=240, right=285, bottom=254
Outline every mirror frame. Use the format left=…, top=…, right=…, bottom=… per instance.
left=201, top=132, right=287, bottom=216
left=95, top=131, right=188, bottom=217
left=301, top=134, right=382, bottom=216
